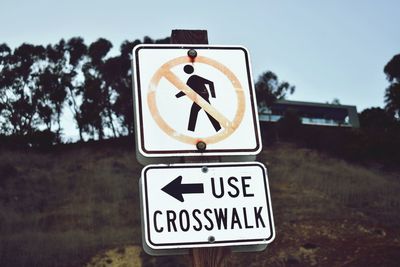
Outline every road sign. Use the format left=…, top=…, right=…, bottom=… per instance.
left=132, top=45, right=261, bottom=158
left=140, top=162, right=275, bottom=251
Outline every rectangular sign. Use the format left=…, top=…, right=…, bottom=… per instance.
left=140, top=162, right=275, bottom=250
left=132, top=45, right=261, bottom=159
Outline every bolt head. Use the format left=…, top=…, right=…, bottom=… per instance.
left=196, top=141, right=206, bottom=152
left=187, top=49, right=197, bottom=58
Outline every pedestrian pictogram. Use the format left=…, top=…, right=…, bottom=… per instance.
left=176, top=65, right=221, bottom=132
left=132, top=45, right=261, bottom=158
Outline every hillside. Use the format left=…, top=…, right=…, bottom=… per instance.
left=0, top=140, right=399, bottom=266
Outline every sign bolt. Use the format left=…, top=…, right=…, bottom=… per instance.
left=208, top=236, right=215, bottom=243
left=187, top=49, right=197, bottom=59
left=201, top=166, right=208, bottom=173
left=196, top=141, right=207, bottom=152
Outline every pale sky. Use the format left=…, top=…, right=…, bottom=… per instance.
left=1, top=0, right=399, bottom=123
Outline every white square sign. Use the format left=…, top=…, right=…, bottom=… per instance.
left=140, top=162, right=275, bottom=250
left=132, top=45, right=261, bottom=157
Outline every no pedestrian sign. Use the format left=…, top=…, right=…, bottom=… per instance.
left=139, top=162, right=275, bottom=250
left=132, top=45, right=261, bottom=157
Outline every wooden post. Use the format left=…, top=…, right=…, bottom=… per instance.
left=171, top=29, right=209, bottom=44
left=191, top=247, right=230, bottom=267
left=170, top=29, right=231, bottom=267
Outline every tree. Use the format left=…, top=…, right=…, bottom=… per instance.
left=35, top=40, right=69, bottom=142
left=255, top=71, right=295, bottom=108
left=384, top=54, right=400, bottom=83
left=81, top=38, right=114, bottom=140
left=0, top=43, right=47, bottom=137
left=102, top=55, right=129, bottom=135
left=108, top=39, right=141, bottom=136
left=111, top=36, right=169, bottom=136
left=0, top=43, right=11, bottom=65
left=384, top=54, right=400, bottom=119
left=0, top=43, right=12, bottom=134
left=359, top=107, right=395, bottom=131
left=329, top=98, right=341, bottom=105
left=65, top=37, right=88, bottom=141
left=384, top=83, right=400, bottom=119
left=80, top=76, right=105, bottom=139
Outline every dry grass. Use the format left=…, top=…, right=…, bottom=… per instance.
left=260, top=143, right=400, bottom=225
left=0, top=141, right=399, bottom=266
left=0, top=143, right=142, bottom=267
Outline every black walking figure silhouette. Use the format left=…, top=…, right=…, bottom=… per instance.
left=175, top=65, right=221, bottom=132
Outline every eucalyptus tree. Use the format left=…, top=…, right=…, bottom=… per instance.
left=0, top=43, right=46, bottom=136
left=80, top=38, right=114, bottom=140
left=111, top=36, right=169, bottom=136
left=106, top=39, right=141, bottom=136
left=33, top=40, right=72, bottom=142
left=384, top=54, right=400, bottom=119
left=0, top=43, right=12, bottom=134
left=255, top=71, right=295, bottom=108
left=64, top=37, right=88, bottom=141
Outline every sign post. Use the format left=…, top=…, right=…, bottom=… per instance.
left=133, top=30, right=275, bottom=267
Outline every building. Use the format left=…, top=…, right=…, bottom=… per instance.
left=258, top=100, right=360, bottom=128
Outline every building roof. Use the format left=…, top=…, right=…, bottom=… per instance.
left=259, top=99, right=360, bottom=128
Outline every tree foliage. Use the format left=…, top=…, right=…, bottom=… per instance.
left=0, top=43, right=46, bottom=136
left=255, top=71, right=295, bottom=108
left=80, top=38, right=113, bottom=140
left=384, top=54, right=400, bottom=83
left=64, top=37, right=88, bottom=141
left=384, top=53, right=400, bottom=119
left=359, top=107, right=396, bottom=131
left=0, top=36, right=172, bottom=145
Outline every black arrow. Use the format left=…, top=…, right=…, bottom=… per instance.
left=161, top=176, right=204, bottom=202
